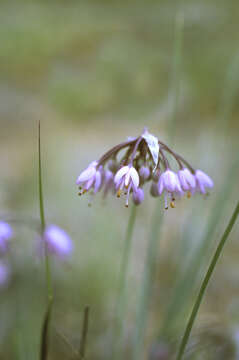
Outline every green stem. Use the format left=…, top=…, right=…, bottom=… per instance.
left=38, top=121, right=53, bottom=303
left=38, top=121, right=53, bottom=360
left=176, top=201, right=239, bottom=360
left=112, top=205, right=137, bottom=359
left=132, top=203, right=163, bottom=360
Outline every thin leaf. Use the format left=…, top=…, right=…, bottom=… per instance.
left=176, top=201, right=239, bottom=360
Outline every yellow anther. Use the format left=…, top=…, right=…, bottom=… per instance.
left=170, top=201, right=175, bottom=208
left=117, top=189, right=121, bottom=198
left=83, top=189, right=87, bottom=194
left=187, top=191, right=191, bottom=199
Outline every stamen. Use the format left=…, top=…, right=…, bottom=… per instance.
left=187, top=191, right=191, bottom=199
left=117, top=189, right=121, bottom=198
left=83, top=189, right=87, bottom=194
left=170, top=201, right=175, bottom=208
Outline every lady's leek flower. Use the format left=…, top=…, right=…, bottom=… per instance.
left=76, top=129, right=213, bottom=208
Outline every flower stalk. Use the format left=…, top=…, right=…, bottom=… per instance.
left=113, top=205, right=137, bottom=359
left=38, top=121, right=53, bottom=360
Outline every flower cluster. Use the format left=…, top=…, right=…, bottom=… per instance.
left=76, top=129, right=213, bottom=208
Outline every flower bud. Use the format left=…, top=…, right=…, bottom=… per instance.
left=132, top=188, right=144, bottom=205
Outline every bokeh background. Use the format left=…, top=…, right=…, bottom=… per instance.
left=0, top=0, right=239, bottom=359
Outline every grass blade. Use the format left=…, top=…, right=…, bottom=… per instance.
left=176, top=200, right=239, bottom=360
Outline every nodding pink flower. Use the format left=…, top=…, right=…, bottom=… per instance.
left=178, top=168, right=196, bottom=191
left=43, top=225, right=73, bottom=258
left=0, top=262, right=10, bottom=287
left=158, top=170, right=183, bottom=210
left=132, top=188, right=144, bottom=205
left=195, top=170, right=214, bottom=194
left=0, top=222, right=13, bottom=254
left=158, top=170, right=182, bottom=195
left=139, top=166, right=150, bottom=181
left=76, top=161, right=102, bottom=194
left=114, top=165, right=139, bottom=207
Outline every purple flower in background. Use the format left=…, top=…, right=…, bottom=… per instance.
left=43, top=225, right=73, bottom=258
left=0, top=262, right=10, bottom=287
left=0, top=221, right=13, bottom=253
left=195, top=170, right=214, bottom=194
left=76, top=129, right=214, bottom=208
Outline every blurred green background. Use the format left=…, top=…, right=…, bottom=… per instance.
left=0, top=0, right=239, bottom=359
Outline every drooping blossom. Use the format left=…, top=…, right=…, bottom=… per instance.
left=43, top=225, right=73, bottom=258
left=76, top=128, right=214, bottom=208
left=158, top=170, right=183, bottom=209
left=0, top=221, right=13, bottom=254
left=76, top=161, right=102, bottom=195
left=114, top=165, right=139, bottom=207
left=178, top=168, right=196, bottom=191
left=195, top=170, right=214, bottom=194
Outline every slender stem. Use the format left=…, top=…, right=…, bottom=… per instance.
left=112, top=205, right=137, bottom=359
left=176, top=201, right=239, bottom=360
left=97, top=139, right=137, bottom=166
left=38, top=121, right=53, bottom=360
left=132, top=203, right=163, bottom=360
left=38, top=121, right=53, bottom=302
left=79, top=306, right=90, bottom=359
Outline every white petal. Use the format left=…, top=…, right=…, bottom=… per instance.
left=129, top=167, right=139, bottom=189
left=178, top=171, right=189, bottom=191
left=142, top=130, right=159, bottom=168
left=184, top=168, right=196, bottom=188
left=76, top=166, right=96, bottom=184
left=196, top=170, right=214, bottom=188
left=114, top=166, right=129, bottom=185
left=94, top=171, right=102, bottom=193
